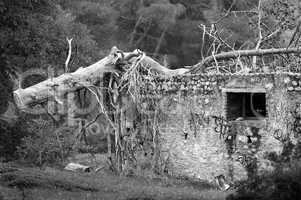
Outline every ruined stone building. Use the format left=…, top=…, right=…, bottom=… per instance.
left=138, top=72, right=301, bottom=181
left=13, top=47, right=301, bottom=182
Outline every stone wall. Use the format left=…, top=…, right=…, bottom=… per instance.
left=141, top=72, right=301, bottom=182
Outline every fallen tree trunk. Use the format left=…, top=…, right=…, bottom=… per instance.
left=14, top=46, right=300, bottom=109
left=13, top=48, right=189, bottom=109
left=189, top=47, right=301, bottom=73
left=14, top=52, right=118, bottom=109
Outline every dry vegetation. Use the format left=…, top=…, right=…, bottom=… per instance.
left=0, top=163, right=231, bottom=200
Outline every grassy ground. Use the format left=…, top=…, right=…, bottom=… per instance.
left=0, top=163, right=232, bottom=200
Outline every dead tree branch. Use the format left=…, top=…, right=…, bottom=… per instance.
left=213, top=0, right=237, bottom=24
left=252, top=0, right=262, bottom=69
left=65, top=37, right=73, bottom=73
left=188, top=47, right=301, bottom=73
left=287, top=21, right=301, bottom=48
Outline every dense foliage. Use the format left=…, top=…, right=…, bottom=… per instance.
left=17, top=119, right=76, bottom=166
left=0, top=0, right=100, bottom=160
left=0, top=117, right=32, bottom=160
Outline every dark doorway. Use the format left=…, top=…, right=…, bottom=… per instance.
left=226, top=92, right=267, bottom=120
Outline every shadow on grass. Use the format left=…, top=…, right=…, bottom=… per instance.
left=0, top=163, right=229, bottom=200
left=227, top=161, right=301, bottom=200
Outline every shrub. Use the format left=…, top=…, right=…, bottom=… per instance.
left=228, top=140, right=301, bottom=200
left=0, top=118, right=32, bottom=161
left=17, top=120, right=76, bottom=167
left=76, top=134, right=110, bottom=154
left=228, top=161, right=301, bottom=200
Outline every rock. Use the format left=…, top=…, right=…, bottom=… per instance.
left=64, top=163, right=91, bottom=172
left=295, top=87, right=301, bottom=91
left=283, top=77, right=290, bottom=84
left=265, top=83, right=273, bottom=90
left=214, top=174, right=231, bottom=191
left=238, top=135, right=248, bottom=143
left=292, top=81, right=298, bottom=86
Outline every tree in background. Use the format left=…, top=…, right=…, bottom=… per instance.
left=0, top=0, right=100, bottom=159
left=0, top=0, right=100, bottom=112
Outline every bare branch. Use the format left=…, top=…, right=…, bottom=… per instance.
left=130, top=16, right=142, bottom=47
left=189, top=47, right=301, bottom=73
left=262, top=28, right=281, bottom=42
left=252, top=0, right=262, bottom=69
left=134, top=22, right=152, bottom=47
left=153, top=27, right=167, bottom=57
left=287, top=21, right=301, bottom=48
left=214, top=0, right=236, bottom=24
left=65, top=37, right=73, bottom=73
left=201, top=24, right=206, bottom=60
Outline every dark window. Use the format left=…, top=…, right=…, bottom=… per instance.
left=226, top=92, right=267, bottom=121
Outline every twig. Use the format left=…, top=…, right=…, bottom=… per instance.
left=153, top=27, right=167, bottom=57
left=130, top=16, right=142, bottom=47
left=262, top=28, right=281, bottom=42
left=252, top=0, right=262, bottom=69
left=65, top=37, right=73, bottom=73
left=212, top=49, right=219, bottom=73
left=77, top=82, right=117, bottom=131
left=214, top=27, right=235, bottom=51
left=135, top=22, right=152, bottom=47
left=201, top=24, right=206, bottom=59
left=287, top=22, right=301, bottom=48
left=213, top=0, right=236, bottom=24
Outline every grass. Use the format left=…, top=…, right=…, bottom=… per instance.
left=0, top=162, right=232, bottom=200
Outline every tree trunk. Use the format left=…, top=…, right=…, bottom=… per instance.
left=14, top=54, right=119, bottom=109
left=107, top=127, right=112, bottom=158
left=115, top=97, right=123, bottom=173
left=13, top=47, right=189, bottom=110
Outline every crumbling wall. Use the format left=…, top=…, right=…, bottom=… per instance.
left=158, top=93, right=232, bottom=180
left=141, top=73, right=301, bottom=181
